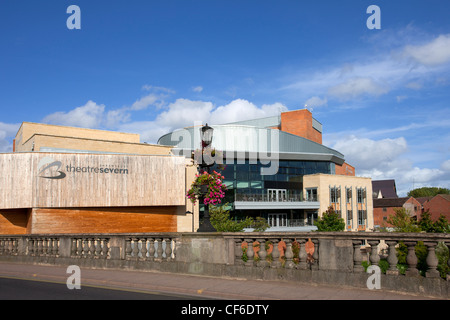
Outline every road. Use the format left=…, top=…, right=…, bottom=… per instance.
left=0, top=277, right=201, bottom=300
left=0, top=261, right=439, bottom=301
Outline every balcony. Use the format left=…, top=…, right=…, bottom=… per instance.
left=234, top=192, right=320, bottom=210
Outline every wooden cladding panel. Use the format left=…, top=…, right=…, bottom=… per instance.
left=0, top=153, right=186, bottom=209
left=30, top=207, right=178, bottom=234
left=0, top=209, right=29, bottom=235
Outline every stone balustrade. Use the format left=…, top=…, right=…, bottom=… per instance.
left=228, top=233, right=450, bottom=279
left=0, top=232, right=449, bottom=298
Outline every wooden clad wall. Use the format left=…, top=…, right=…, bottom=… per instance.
left=29, top=207, right=179, bottom=234
left=0, top=209, right=29, bottom=234
left=0, top=153, right=186, bottom=209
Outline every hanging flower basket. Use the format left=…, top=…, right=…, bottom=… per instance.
left=186, top=170, right=227, bottom=206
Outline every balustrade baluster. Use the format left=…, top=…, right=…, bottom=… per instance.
left=256, top=238, right=268, bottom=268
left=171, top=239, right=177, bottom=260
left=71, top=238, right=78, bottom=257
left=101, top=238, right=109, bottom=259
left=148, top=238, right=155, bottom=261
left=26, top=239, right=33, bottom=256
left=284, top=239, right=295, bottom=269
left=311, top=239, right=319, bottom=270
left=244, top=239, right=255, bottom=267
left=94, top=238, right=102, bottom=258
left=405, top=241, right=419, bottom=276
left=125, top=238, right=132, bottom=259
left=368, top=240, right=380, bottom=266
left=234, top=238, right=243, bottom=265
left=82, top=239, right=89, bottom=258
left=38, top=239, right=43, bottom=256
left=89, top=238, right=95, bottom=258
left=352, top=240, right=364, bottom=272
left=47, top=238, right=53, bottom=256
left=271, top=239, right=281, bottom=268
left=140, top=238, right=148, bottom=260
left=11, top=239, right=17, bottom=255
left=424, top=242, right=440, bottom=278
left=52, top=238, right=59, bottom=256
left=34, top=239, right=39, bottom=256
left=385, top=240, right=399, bottom=275
left=164, top=238, right=172, bottom=261
left=156, top=238, right=164, bottom=261
left=131, top=238, right=139, bottom=260
left=298, top=239, right=308, bottom=270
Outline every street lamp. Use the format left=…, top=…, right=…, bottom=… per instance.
left=200, top=123, right=214, bottom=148
left=197, top=123, right=217, bottom=232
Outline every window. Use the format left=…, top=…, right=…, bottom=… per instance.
left=357, top=187, right=366, bottom=204
left=347, top=210, right=353, bottom=227
left=346, top=187, right=352, bottom=203
left=306, top=188, right=318, bottom=201
left=330, top=186, right=340, bottom=203
left=358, top=210, right=366, bottom=226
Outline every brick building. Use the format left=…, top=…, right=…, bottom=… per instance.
left=422, top=194, right=450, bottom=222
left=373, top=196, right=422, bottom=229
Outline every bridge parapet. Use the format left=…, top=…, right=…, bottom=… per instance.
left=1, top=232, right=449, bottom=298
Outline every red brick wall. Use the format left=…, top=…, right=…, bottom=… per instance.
left=280, top=109, right=322, bottom=144
left=373, top=207, right=397, bottom=228
left=335, top=162, right=355, bottom=176
left=423, top=195, right=450, bottom=221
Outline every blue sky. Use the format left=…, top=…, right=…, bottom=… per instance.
left=1, top=1, right=449, bottom=195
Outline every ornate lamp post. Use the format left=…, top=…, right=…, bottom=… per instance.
left=197, top=124, right=217, bottom=232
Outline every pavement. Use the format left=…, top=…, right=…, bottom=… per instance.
left=0, top=261, right=440, bottom=300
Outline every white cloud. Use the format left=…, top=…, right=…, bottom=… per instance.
left=42, top=100, right=105, bottom=128
left=130, top=93, right=161, bottom=110
left=326, top=133, right=450, bottom=196
left=192, top=86, right=203, bottom=93
left=330, top=135, right=408, bottom=171
left=209, top=99, right=287, bottom=125
left=117, top=98, right=288, bottom=143
left=157, top=98, right=214, bottom=129
left=328, top=77, right=389, bottom=101
left=0, top=122, right=20, bottom=153
left=304, top=96, right=327, bottom=108
left=141, top=84, right=175, bottom=94
left=281, top=32, right=450, bottom=107
left=441, top=159, right=450, bottom=172
left=404, top=34, right=450, bottom=67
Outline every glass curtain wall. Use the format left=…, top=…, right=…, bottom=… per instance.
left=215, top=160, right=332, bottom=204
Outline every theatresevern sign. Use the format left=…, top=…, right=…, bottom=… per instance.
left=65, top=165, right=129, bottom=175
left=38, top=157, right=129, bottom=180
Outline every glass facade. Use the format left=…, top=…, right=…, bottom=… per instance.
left=212, top=159, right=332, bottom=206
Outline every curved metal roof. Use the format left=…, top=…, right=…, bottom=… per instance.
left=158, top=125, right=345, bottom=165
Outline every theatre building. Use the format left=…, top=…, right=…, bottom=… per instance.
left=0, top=122, right=198, bottom=235
left=159, top=108, right=374, bottom=231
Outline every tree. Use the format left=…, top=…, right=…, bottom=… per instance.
left=433, top=214, right=450, bottom=233
left=386, top=208, right=421, bottom=232
left=418, top=211, right=450, bottom=233
left=417, top=210, right=435, bottom=232
left=209, top=203, right=269, bottom=232
left=314, top=206, right=345, bottom=231
left=407, top=187, right=450, bottom=198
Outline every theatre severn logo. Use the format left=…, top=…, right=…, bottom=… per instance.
left=38, top=157, right=67, bottom=180
left=37, top=156, right=129, bottom=179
